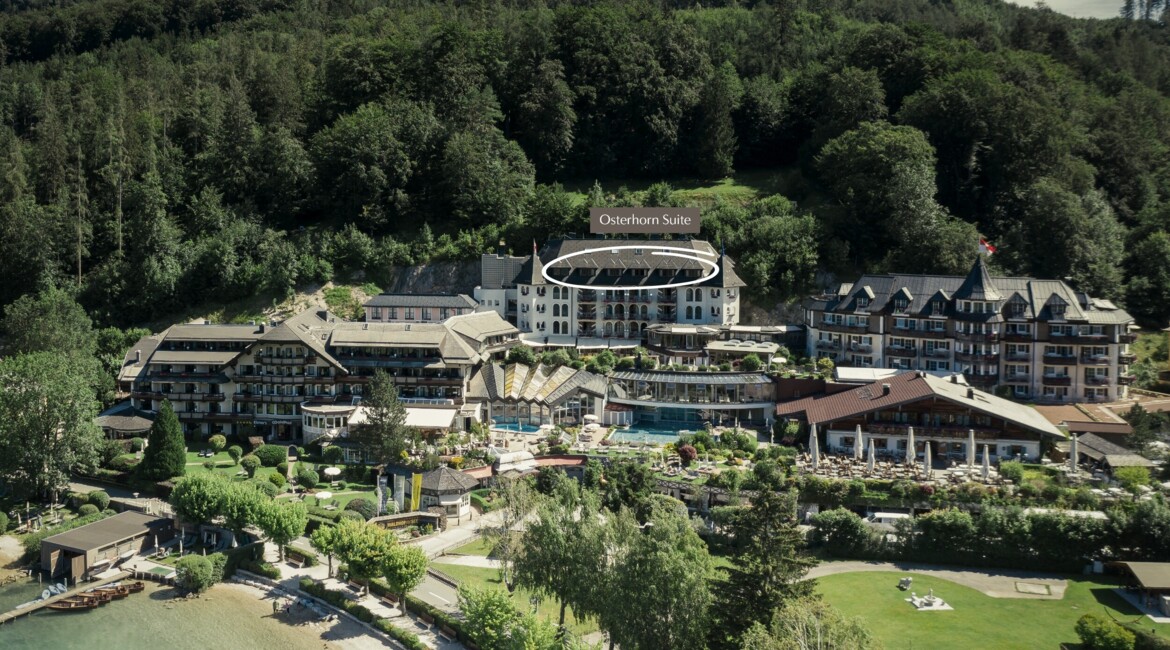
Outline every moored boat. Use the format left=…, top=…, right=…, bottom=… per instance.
left=126, top=581, right=145, bottom=593
left=47, top=600, right=98, bottom=612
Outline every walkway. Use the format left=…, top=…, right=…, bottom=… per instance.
left=263, top=542, right=464, bottom=649
left=805, top=560, right=1068, bottom=599
left=431, top=556, right=500, bottom=569
left=410, top=510, right=504, bottom=559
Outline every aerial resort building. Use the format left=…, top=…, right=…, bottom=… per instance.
left=119, top=309, right=519, bottom=442
left=41, top=511, right=173, bottom=580
left=362, top=293, right=479, bottom=323
left=805, top=257, right=1136, bottom=402
left=418, top=466, right=480, bottom=523
left=776, top=370, right=1065, bottom=462
left=466, top=362, right=608, bottom=428
left=605, top=370, right=775, bottom=429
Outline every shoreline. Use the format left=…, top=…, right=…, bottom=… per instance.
left=215, top=580, right=392, bottom=650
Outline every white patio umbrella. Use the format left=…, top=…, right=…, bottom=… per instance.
left=809, top=424, right=820, bottom=472
left=315, top=491, right=333, bottom=502
left=867, top=438, right=876, bottom=474
left=855, top=424, right=864, bottom=461
left=1069, top=434, right=1079, bottom=474
left=906, top=426, right=915, bottom=464
left=982, top=444, right=991, bottom=481
left=323, top=466, right=341, bottom=484
left=923, top=442, right=933, bottom=478
left=967, top=429, right=976, bottom=468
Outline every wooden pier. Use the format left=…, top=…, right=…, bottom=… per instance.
left=0, top=571, right=131, bottom=624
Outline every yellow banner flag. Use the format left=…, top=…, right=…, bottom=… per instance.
left=411, top=473, right=422, bottom=512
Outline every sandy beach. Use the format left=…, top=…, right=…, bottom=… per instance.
left=215, top=581, right=393, bottom=650
left=0, top=535, right=27, bottom=583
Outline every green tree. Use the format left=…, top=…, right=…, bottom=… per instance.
left=695, top=61, right=743, bottom=178
left=138, top=400, right=186, bottom=481
left=1075, top=614, right=1135, bottom=650
left=221, top=482, right=266, bottom=537
left=482, top=473, right=537, bottom=591
left=438, top=128, right=535, bottom=229
left=511, top=59, right=576, bottom=177
left=507, top=345, right=538, bottom=366
left=741, top=354, right=762, bottom=372
left=0, top=352, right=102, bottom=498
left=460, top=585, right=520, bottom=650
left=333, top=518, right=394, bottom=594
left=383, top=544, right=428, bottom=616
left=516, top=490, right=606, bottom=629
left=810, top=508, right=875, bottom=557
left=169, top=474, right=229, bottom=525
left=349, top=370, right=411, bottom=465
left=709, top=491, right=818, bottom=649
left=208, top=435, right=226, bottom=453
left=600, top=460, right=655, bottom=519
left=1114, top=466, right=1151, bottom=493
left=297, top=468, right=319, bottom=490
left=176, top=555, right=216, bottom=593
left=0, top=285, right=96, bottom=357
left=310, top=524, right=339, bottom=577
left=227, top=445, right=243, bottom=464
left=741, top=597, right=877, bottom=650
left=258, top=500, right=308, bottom=561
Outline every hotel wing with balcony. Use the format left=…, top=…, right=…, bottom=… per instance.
left=474, top=239, right=746, bottom=347
left=605, top=370, right=775, bottom=429
left=804, top=258, right=1135, bottom=403
left=118, top=309, right=520, bottom=443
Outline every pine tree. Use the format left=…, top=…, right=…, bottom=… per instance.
left=139, top=400, right=187, bottom=481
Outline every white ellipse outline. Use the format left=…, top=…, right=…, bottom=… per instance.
left=539, top=244, right=720, bottom=290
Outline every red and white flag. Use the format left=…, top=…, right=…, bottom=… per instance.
left=979, top=238, right=997, bottom=255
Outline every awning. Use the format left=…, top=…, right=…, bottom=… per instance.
left=1123, top=562, right=1170, bottom=591
left=405, top=407, right=458, bottom=430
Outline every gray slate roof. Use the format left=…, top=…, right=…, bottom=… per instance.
left=363, top=294, right=477, bottom=309
left=507, top=238, right=746, bottom=289
left=420, top=466, right=480, bottom=494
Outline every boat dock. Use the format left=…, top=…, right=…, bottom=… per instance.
left=0, top=571, right=131, bottom=624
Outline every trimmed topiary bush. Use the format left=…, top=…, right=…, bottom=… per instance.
left=277, top=461, right=289, bottom=477
left=297, top=468, right=319, bottom=489
left=251, top=479, right=279, bottom=498
left=241, top=455, right=260, bottom=477
left=208, top=434, right=227, bottom=453
left=344, top=498, right=377, bottom=521
left=78, top=504, right=99, bottom=516
left=254, top=445, right=288, bottom=467
left=88, top=490, right=110, bottom=511
left=268, top=472, right=287, bottom=488
left=337, top=510, right=365, bottom=522
left=228, top=445, right=243, bottom=465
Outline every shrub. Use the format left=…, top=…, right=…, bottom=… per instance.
left=322, top=446, right=345, bottom=464
left=345, top=498, right=377, bottom=521
left=337, top=480, right=348, bottom=490
left=176, top=555, right=216, bottom=593
left=78, top=504, right=99, bottom=516
left=130, top=437, right=146, bottom=452
left=251, top=479, right=280, bottom=498
left=269, top=472, right=287, bottom=488
left=86, top=490, right=111, bottom=511
left=677, top=444, right=698, bottom=467
left=298, top=468, right=319, bottom=489
left=1076, top=613, right=1136, bottom=650
left=208, top=435, right=227, bottom=453
left=375, top=619, right=428, bottom=650
left=296, top=446, right=306, bottom=457
left=337, top=510, right=365, bottom=522
left=1115, top=466, right=1151, bottom=493
left=999, top=461, right=1025, bottom=484
left=109, top=455, right=140, bottom=472
left=0, top=512, right=8, bottom=532
left=203, top=460, right=215, bottom=471
left=241, top=559, right=281, bottom=580
left=255, top=445, right=288, bottom=467
left=228, top=445, right=244, bottom=464
left=241, top=455, right=260, bottom=477
left=277, top=461, right=289, bottom=476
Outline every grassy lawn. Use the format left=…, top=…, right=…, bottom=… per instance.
left=431, top=562, right=598, bottom=637
left=448, top=537, right=498, bottom=557
left=817, top=571, right=1169, bottom=649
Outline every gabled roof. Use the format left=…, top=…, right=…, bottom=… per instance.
left=166, top=323, right=263, bottom=341
left=1075, top=433, right=1155, bottom=468
left=118, top=334, right=162, bottom=383
left=776, top=370, right=1063, bottom=439
left=363, top=294, right=478, bottom=309
left=509, top=239, right=744, bottom=288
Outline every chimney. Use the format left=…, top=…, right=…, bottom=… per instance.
left=881, top=383, right=890, bottom=396
left=967, top=387, right=975, bottom=399
left=134, top=349, right=141, bottom=363
left=950, top=374, right=959, bottom=384
left=259, top=323, right=266, bottom=334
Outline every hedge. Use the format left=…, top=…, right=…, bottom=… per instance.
left=284, top=546, right=318, bottom=567
left=299, top=579, right=427, bottom=650
left=254, top=444, right=288, bottom=467
left=242, top=559, right=281, bottom=580
left=222, top=541, right=265, bottom=579
left=374, top=619, right=428, bottom=650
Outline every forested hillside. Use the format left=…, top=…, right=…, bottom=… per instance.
left=3, top=0, right=1170, bottom=329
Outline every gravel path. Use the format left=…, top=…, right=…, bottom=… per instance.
left=806, top=560, right=1068, bottom=599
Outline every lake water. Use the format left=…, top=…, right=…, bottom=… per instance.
left=0, top=579, right=342, bottom=650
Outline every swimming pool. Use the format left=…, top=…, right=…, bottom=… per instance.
left=609, top=427, right=687, bottom=444
left=492, top=423, right=542, bottom=434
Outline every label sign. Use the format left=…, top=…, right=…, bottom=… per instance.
left=590, top=207, right=701, bottom=234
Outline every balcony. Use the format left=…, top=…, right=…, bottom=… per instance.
left=577, top=310, right=597, bottom=320
left=964, top=373, right=998, bottom=388
left=1002, top=373, right=1031, bottom=384
left=578, top=291, right=597, bottom=303
left=922, top=348, right=951, bottom=359
left=1084, top=375, right=1110, bottom=386
left=1119, top=352, right=1137, bottom=364
left=903, top=328, right=949, bottom=340
left=815, top=340, right=842, bottom=351
left=256, top=354, right=316, bottom=365
left=1042, top=375, right=1072, bottom=386
left=1080, top=355, right=1111, bottom=366
left=955, top=352, right=1000, bottom=364
left=845, top=344, right=873, bottom=354
left=953, top=331, right=1000, bottom=343
left=1069, top=336, right=1110, bottom=346
left=1004, top=352, right=1031, bottom=362
left=658, top=290, right=677, bottom=302
left=820, top=321, right=870, bottom=334
left=1120, top=333, right=1137, bottom=344
left=885, top=346, right=917, bottom=358
left=1002, top=332, right=1033, bottom=343
left=1042, top=355, right=1078, bottom=366
left=1118, top=374, right=1136, bottom=385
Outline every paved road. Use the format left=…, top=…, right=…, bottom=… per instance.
left=414, top=573, right=461, bottom=614
left=805, top=560, right=1068, bottom=599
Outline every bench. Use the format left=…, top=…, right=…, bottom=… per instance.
left=347, top=580, right=364, bottom=593
left=419, top=612, right=434, bottom=626
left=439, top=624, right=457, bottom=640
left=381, top=593, right=399, bottom=605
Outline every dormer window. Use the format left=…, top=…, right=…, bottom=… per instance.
left=1051, top=304, right=1066, bottom=319
left=1008, top=301, right=1026, bottom=319
left=932, top=300, right=945, bottom=313
left=894, top=298, right=908, bottom=312
left=857, top=296, right=870, bottom=310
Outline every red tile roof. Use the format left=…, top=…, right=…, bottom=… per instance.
left=776, top=370, right=935, bottom=424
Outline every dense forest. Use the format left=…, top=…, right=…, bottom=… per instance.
left=3, top=0, right=1170, bottom=329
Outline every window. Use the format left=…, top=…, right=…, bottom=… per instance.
left=440, top=308, right=449, bottom=320
left=553, top=322, right=560, bottom=334
left=1051, top=303, right=1066, bottom=319
left=422, top=307, right=432, bottom=320
left=711, top=289, right=721, bottom=298
left=372, top=307, right=383, bottom=320
left=696, top=306, right=703, bottom=319
left=553, top=304, right=560, bottom=317
left=894, top=298, right=909, bottom=312
left=686, top=288, right=694, bottom=301
left=857, top=296, right=870, bottom=310
left=686, top=306, right=694, bottom=319
left=405, top=308, right=415, bottom=320
left=932, top=300, right=945, bottom=313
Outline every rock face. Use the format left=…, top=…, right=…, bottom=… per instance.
left=378, top=261, right=481, bottom=295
